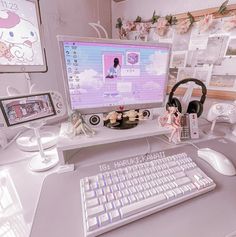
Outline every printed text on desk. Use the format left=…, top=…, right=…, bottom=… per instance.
left=80, top=152, right=216, bottom=237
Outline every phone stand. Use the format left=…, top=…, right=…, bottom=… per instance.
left=27, top=122, right=59, bottom=172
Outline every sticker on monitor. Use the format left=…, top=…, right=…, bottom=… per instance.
left=0, top=0, right=46, bottom=72
left=103, top=53, right=123, bottom=79
left=126, top=52, right=140, bottom=65
left=0, top=93, right=56, bottom=126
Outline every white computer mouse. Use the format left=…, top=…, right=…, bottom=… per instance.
left=198, top=148, right=236, bottom=176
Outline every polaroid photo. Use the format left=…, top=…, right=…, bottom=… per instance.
left=172, top=29, right=191, bottom=51
left=225, top=37, right=236, bottom=57
left=193, top=65, right=213, bottom=84
left=168, top=68, right=178, bottom=86
left=170, top=51, right=187, bottom=68
left=189, top=26, right=209, bottom=51
left=209, top=75, right=236, bottom=90
left=177, top=67, right=195, bottom=84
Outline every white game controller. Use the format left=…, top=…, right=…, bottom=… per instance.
left=207, top=103, right=236, bottom=123
left=0, top=91, right=66, bottom=128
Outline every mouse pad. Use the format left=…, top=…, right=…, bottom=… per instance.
left=30, top=138, right=236, bottom=237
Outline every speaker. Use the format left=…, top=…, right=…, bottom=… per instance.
left=84, top=114, right=104, bottom=127
left=139, top=109, right=153, bottom=120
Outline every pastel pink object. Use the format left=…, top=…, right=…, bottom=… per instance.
left=0, top=11, right=20, bottom=29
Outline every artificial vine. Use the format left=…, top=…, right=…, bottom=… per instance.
left=116, top=0, right=232, bottom=39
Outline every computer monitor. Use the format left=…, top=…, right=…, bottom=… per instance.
left=57, top=36, right=171, bottom=114
left=0, top=0, right=47, bottom=72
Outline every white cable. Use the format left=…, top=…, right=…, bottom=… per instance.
left=152, top=135, right=200, bottom=150
left=145, top=137, right=151, bottom=154
left=182, top=141, right=200, bottom=150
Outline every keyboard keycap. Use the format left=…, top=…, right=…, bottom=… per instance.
left=120, top=193, right=166, bottom=218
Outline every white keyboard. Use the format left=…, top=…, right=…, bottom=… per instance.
left=80, top=151, right=216, bottom=237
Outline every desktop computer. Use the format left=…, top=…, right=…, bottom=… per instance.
left=57, top=36, right=171, bottom=128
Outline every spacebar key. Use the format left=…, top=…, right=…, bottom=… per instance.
left=120, top=194, right=166, bottom=218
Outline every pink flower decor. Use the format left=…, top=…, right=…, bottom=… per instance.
left=198, top=14, right=214, bottom=32
left=223, top=15, right=236, bottom=31
left=136, top=22, right=151, bottom=36
left=176, top=18, right=192, bottom=34
left=156, top=18, right=169, bottom=36
left=122, top=20, right=136, bottom=32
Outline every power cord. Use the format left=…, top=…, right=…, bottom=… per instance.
left=145, top=137, right=151, bottom=154
left=152, top=135, right=200, bottom=150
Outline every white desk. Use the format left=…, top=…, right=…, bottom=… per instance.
left=31, top=124, right=236, bottom=237
left=1, top=122, right=236, bottom=237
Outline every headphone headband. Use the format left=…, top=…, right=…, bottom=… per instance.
left=169, top=78, right=207, bottom=105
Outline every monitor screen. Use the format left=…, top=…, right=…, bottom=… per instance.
left=58, top=36, right=171, bottom=114
left=0, top=93, right=56, bottom=126
left=0, top=0, right=47, bottom=72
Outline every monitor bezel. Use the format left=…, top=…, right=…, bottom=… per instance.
left=57, top=35, right=171, bottom=115
left=0, top=92, right=56, bottom=127
left=0, top=0, right=47, bottom=73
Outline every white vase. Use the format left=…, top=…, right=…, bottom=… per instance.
left=128, top=31, right=140, bottom=40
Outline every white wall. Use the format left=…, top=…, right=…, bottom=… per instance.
left=112, top=0, right=236, bottom=37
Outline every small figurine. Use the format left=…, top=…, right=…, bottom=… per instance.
left=70, top=110, right=95, bottom=137
left=123, top=110, right=143, bottom=122
left=158, top=106, right=182, bottom=143
left=104, top=111, right=122, bottom=126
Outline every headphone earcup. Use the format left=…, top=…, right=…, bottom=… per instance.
left=187, top=100, right=203, bottom=117
left=166, top=97, right=182, bottom=113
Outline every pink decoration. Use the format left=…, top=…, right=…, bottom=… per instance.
left=136, top=22, right=150, bottom=36
left=198, top=14, right=214, bottom=32
left=176, top=18, right=192, bottom=34
left=156, top=18, right=169, bottom=36
left=158, top=106, right=182, bottom=143
left=0, top=11, right=20, bottom=29
left=224, top=15, right=236, bottom=31
left=122, top=20, right=136, bottom=32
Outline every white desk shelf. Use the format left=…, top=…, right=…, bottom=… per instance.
left=56, top=120, right=170, bottom=164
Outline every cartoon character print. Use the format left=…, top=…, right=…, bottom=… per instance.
left=0, top=10, right=38, bottom=62
left=0, top=41, right=14, bottom=61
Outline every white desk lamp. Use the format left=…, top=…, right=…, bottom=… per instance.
left=27, top=121, right=59, bottom=172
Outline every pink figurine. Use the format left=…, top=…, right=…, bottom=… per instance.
left=158, top=106, right=182, bottom=143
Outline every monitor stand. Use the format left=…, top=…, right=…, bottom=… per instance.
left=26, top=122, right=59, bottom=172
